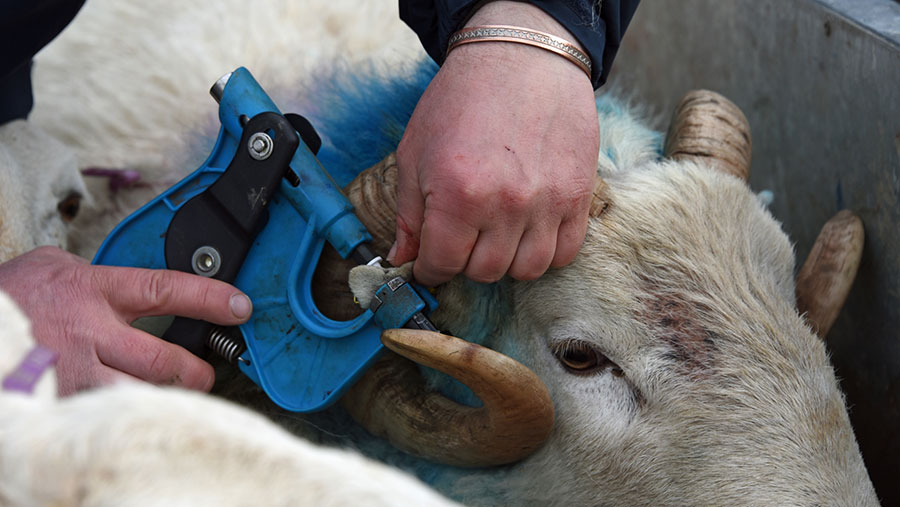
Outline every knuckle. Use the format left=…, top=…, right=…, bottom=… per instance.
left=147, top=347, right=174, bottom=382
left=498, top=185, right=539, bottom=214
left=455, top=177, right=489, bottom=201
left=415, top=259, right=459, bottom=286
left=467, top=270, right=504, bottom=284
left=509, top=263, right=544, bottom=281
left=551, top=248, right=579, bottom=268
left=193, top=281, right=215, bottom=313
left=145, top=270, right=174, bottom=312
left=428, top=162, right=487, bottom=201
left=419, top=245, right=469, bottom=278
left=466, top=260, right=507, bottom=284
left=431, top=179, right=485, bottom=211
left=63, top=263, right=98, bottom=303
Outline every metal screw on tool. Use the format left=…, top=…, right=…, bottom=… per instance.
left=191, top=246, right=221, bottom=277
left=248, top=132, right=274, bottom=160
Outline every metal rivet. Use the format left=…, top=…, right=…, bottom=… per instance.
left=248, top=132, right=274, bottom=160
left=191, top=246, right=221, bottom=277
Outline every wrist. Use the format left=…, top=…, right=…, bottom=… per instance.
left=448, top=1, right=592, bottom=86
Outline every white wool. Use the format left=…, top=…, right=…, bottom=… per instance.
left=0, top=120, right=86, bottom=262
left=0, top=383, right=456, bottom=506
left=348, top=262, right=414, bottom=309
left=0, top=296, right=453, bottom=506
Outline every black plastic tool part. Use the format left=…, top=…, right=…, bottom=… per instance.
left=285, top=113, right=321, bottom=155
left=161, top=112, right=300, bottom=356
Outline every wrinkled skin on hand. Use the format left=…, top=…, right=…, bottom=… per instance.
left=390, top=1, right=599, bottom=286
left=0, top=247, right=252, bottom=395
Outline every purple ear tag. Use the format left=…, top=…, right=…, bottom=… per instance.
left=2, top=346, right=59, bottom=394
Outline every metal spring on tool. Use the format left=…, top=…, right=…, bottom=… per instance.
left=206, top=326, right=246, bottom=364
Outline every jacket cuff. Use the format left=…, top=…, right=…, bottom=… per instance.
left=400, top=0, right=624, bottom=89
left=525, top=0, right=608, bottom=88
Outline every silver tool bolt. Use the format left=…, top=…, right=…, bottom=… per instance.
left=248, top=132, right=274, bottom=161
left=191, top=246, right=221, bottom=277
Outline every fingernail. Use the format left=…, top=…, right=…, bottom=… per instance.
left=230, top=293, right=252, bottom=319
left=387, top=240, right=398, bottom=264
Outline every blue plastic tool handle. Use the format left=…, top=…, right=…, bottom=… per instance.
left=93, top=67, right=393, bottom=412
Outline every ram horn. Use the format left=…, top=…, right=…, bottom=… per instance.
left=795, top=210, right=865, bottom=338
left=312, top=153, right=554, bottom=466
left=665, top=89, right=753, bottom=182
left=342, top=328, right=554, bottom=467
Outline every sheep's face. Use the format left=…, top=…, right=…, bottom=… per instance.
left=0, top=120, right=86, bottom=262
left=460, top=161, right=876, bottom=505
left=335, top=108, right=876, bottom=502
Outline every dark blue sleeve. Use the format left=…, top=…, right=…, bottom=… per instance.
left=399, top=0, right=640, bottom=89
left=0, top=0, right=86, bottom=123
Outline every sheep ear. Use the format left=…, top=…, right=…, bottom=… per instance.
left=795, top=210, right=864, bottom=339
left=664, top=90, right=752, bottom=182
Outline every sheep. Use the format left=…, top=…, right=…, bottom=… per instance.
left=2, top=99, right=874, bottom=505
left=0, top=289, right=458, bottom=506
left=6, top=0, right=877, bottom=504
left=0, top=120, right=86, bottom=261
left=209, top=85, right=876, bottom=505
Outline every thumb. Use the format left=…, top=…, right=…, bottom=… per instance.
left=389, top=159, right=425, bottom=266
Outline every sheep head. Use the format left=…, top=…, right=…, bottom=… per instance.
left=314, top=90, right=875, bottom=503
left=0, top=121, right=86, bottom=263
left=499, top=161, right=873, bottom=504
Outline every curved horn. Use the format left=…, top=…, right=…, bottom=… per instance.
left=795, top=210, right=864, bottom=339
left=341, top=329, right=554, bottom=467
left=343, top=152, right=400, bottom=254
left=312, top=153, right=555, bottom=466
left=665, top=90, right=752, bottom=182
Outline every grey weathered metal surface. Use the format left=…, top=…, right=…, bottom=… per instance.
left=814, top=0, right=900, bottom=42
left=610, top=0, right=900, bottom=503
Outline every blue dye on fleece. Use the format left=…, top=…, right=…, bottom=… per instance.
left=291, top=59, right=438, bottom=187
left=267, top=61, right=650, bottom=501
left=595, top=93, right=629, bottom=119
left=594, top=93, right=665, bottom=162
left=419, top=279, right=517, bottom=408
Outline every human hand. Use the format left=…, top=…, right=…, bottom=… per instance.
left=0, top=247, right=253, bottom=395
left=389, top=1, right=599, bottom=286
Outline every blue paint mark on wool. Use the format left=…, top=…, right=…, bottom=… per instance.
left=595, top=93, right=629, bottom=119
left=419, top=279, right=516, bottom=408
left=283, top=59, right=438, bottom=187
left=594, top=93, right=665, bottom=165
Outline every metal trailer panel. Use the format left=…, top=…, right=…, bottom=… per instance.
left=611, top=0, right=900, bottom=502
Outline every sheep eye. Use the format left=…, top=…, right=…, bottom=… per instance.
left=552, top=340, right=612, bottom=375
left=57, top=192, right=82, bottom=222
